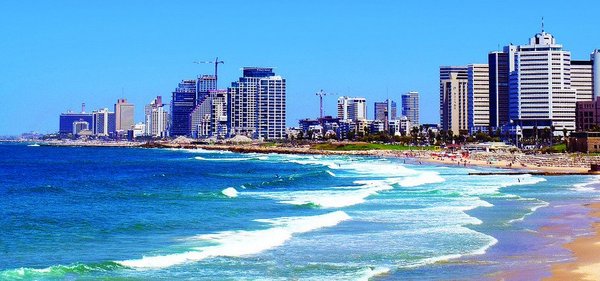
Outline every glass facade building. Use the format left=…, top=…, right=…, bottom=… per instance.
left=170, top=80, right=197, bottom=137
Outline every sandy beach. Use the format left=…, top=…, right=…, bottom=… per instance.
left=545, top=203, right=600, bottom=281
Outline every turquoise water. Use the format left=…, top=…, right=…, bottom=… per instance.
left=0, top=144, right=598, bottom=280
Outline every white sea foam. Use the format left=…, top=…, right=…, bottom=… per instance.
left=355, top=266, right=391, bottom=281
left=403, top=235, right=498, bottom=269
left=326, top=170, right=336, bottom=177
left=255, top=180, right=394, bottom=208
left=116, top=211, right=351, bottom=269
left=221, top=187, right=238, bottom=198
left=393, top=171, right=446, bottom=187
left=571, top=176, right=600, bottom=192
left=195, top=157, right=252, bottom=161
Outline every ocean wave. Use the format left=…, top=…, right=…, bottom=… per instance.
left=221, top=187, right=238, bottom=198
left=116, top=211, right=351, bottom=269
left=0, top=262, right=123, bottom=279
left=391, top=172, right=446, bottom=187
left=507, top=200, right=550, bottom=224
left=402, top=234, right=498, bottom=269
left=254, top=180, right=394, bottom=208
left=571, top=176, right=600, bottom=193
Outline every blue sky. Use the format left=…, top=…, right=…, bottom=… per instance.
left=1, top=0, right=599, bottom=135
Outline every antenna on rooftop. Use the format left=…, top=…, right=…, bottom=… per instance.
left=541, top=16, right=544, bottom=33
left=81, top=102, right=86, bottom=113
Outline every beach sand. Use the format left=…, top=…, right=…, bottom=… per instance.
left=545, top=203, right=600, bottom=281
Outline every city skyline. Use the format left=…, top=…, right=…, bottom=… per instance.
left=2, top=1, right=600, bottom=135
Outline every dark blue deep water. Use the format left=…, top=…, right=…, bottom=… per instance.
left=0, top=143, right=598, bottom=280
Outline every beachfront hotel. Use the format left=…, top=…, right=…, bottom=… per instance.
left=508, top=31, right=578, bottom=134
left=401, top=91, right=420, bottom=128
left=440, top=66, right=468, bottom=135
left=467, top=64, right=490, bottom=133
left=92, top=108, right=116, bottom=137
left=227, top=67, right=286, bottom=140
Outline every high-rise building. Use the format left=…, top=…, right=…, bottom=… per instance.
left=467, top=64, right=490, bottom=132
left=144, top=96, right=169, bottom=138
left=572, top=60, right=594, bottom=102
left=402, top=91, right=420, bottom=128
left=197, top=75, right=217, bottom=104
left=508, top=31, right=577, bottom=134
left=488, top=47, right=515, bottom=129
left=227, top=67, right=286, bottom=139
left=114, top=98, right=135, bottom=132
left=374, top=100, right=397, bottom=121
left=440, top=66, right=468, bottom=135
left=170, top=80, right=197, bottom=137
left=337, top=96, right=367, bottom=122
left=191, top=90, right=228, bottom=138
left=92, top=108, right=116, bottom=136
left=59, top=112, right=93, bottom=135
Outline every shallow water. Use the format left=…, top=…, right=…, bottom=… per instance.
left=0, top=144, right=598, bottom=280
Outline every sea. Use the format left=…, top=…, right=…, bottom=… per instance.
left=1, top=143, right=599, bottom=280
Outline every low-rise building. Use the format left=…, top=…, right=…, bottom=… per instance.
left=569, top=132, right=600, bottom=153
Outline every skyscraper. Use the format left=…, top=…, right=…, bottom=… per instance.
left=337, top=97, right=367, bottom=122
left=508, top=31, right=577, bottom=134
left=571, top=60, right=594, bottom=102
left=440, top=67, right=468, bottom=135
left=191, top=90, right=228, bottom=139
left=144, top=96, right=169, bottom=138
left=170, top=80, right=197, bottom=137
left=227, top=67, right=286, bottom=139
left=467, top=64, right=490, bottom=132
left=488, top=48, right=515, bottom=129
left=114, top=98, right=135, bottom=132
left=374, top=100, right=397, bottom=121
left=92, top=108, right=116, bottom=136
left=402, top=91, right=420, bottom=128
left=197, top=75, right=217, bottom=104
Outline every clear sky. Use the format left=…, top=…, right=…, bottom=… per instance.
left=1, top=0, right=599, bottom=135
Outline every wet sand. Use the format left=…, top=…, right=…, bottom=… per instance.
left=545, top=203, right=600, bottom=281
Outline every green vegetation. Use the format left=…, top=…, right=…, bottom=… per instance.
left=540, top=143, right=567, bottom=153
left=311, top=142, right=439, bottom=151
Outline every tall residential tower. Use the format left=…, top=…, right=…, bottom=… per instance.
left=227, top=67, right=286, bottom=140
left=440, top=67, right=468, bottom=135
left=467, top=64, right=490, bottom=132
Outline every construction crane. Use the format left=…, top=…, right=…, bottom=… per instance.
left=193, top=57, right=224, bottom=89
left=315, top=90, right=332, bottom=119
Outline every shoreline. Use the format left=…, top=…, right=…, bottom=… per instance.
left=34, top=140, right=599, bottom=174
left=545, top=203, right=600, bottom=281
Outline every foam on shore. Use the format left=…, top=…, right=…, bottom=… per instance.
left=116, top=211, right=351, bottom=269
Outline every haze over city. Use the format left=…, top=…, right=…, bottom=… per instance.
left=1, top=0, right=599, bottom=135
